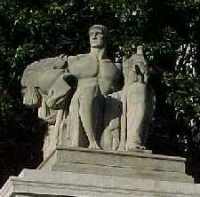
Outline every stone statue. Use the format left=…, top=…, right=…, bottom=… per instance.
left=21, top=25, right=155, bottom=155
left=118, top=45, right=154, bottom=151
left=21, top=55, right=68, bottom=113
left=21, top=55, right=70, bottom=158
left=47, top=25, right=120, bottom=149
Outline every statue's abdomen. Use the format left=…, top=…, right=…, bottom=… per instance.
left=98, top=60, right=119, bottom=95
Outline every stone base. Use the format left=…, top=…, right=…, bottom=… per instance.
left=1, top=146, right=199, bottom=197
left=39, top=146, right=193, bottom=183
left=1, top=169, right=200, bottom=197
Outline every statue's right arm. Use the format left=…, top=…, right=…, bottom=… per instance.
left=46, top=56, right=77, bottom=110
left=46, top=73, right=73, bottom=110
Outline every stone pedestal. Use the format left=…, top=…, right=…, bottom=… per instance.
left=1, top=146, right=200, bottom=197
left=39, top=146, right=192, bottom=183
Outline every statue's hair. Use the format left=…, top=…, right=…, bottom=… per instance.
left=89, top=24, right=108, bottom=36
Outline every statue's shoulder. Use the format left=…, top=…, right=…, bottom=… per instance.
left=68, top=54, right=89, bottom=65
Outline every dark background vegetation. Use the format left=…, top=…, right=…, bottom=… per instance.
left=1, top=0, right=200, bottom=186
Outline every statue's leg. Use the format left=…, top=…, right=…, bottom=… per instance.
left=79, top=86, right=100, bottom=149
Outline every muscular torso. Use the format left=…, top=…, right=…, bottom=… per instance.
left=68, top=54, right=119, bottom=95
left=68, top=54, right=98, bottom=79
left=98, top=59, right=119, bottom=94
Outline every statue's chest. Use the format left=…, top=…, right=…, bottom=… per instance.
left=69, top=56, right=98, bottom=78
left=99, top=60, right=116, bottom=80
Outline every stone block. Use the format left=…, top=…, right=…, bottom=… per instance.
left=39, top=146, right=193, bottom=183
left=1, top=147, right=198, bottom=197
left=1, top=169, right=200, bottom=197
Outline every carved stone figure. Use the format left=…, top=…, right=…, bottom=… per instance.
left=21, top=55, right=69, bottom=158
left=47, top=25, right=120, bottom=149
left=21, top=25, right=155, bottom=155
left=118, top=45, right=154, bottom=151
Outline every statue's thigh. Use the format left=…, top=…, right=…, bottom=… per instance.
left=79, top=86, right=98, bottom=105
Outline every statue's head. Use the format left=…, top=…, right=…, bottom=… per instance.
left=89, top=24, right=108, bottom=49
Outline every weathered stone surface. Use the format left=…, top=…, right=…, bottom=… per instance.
left=21, top=55, right=68, bottom=160
left=0, top=169, right=199, bottom=197
left=15, top=24, right=200, bottom=197
left=21, top=25, right=154, bottom=158
left=38, top=146, right=193, bottom=183
left=1, top=147, right=198, bottom=197
left=119, top=45, right=154, bottom=151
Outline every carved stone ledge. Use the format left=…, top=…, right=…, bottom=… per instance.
left=1, top=169, right=200, bottom=197
left=38, top=146, right=193, bottom=183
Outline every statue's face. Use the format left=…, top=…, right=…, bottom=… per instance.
left=89, top=28, right=105, bottom=48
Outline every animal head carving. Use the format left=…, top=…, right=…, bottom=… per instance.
left=21, top=55, right=68, bottom=107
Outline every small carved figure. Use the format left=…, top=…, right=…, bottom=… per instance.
left=118, top=45, right=154, bottom=151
